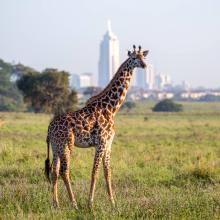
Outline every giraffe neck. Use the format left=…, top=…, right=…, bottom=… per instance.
left=87, top=58, right=135, bottom=115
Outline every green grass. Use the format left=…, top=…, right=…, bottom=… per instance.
left=1, top=102, right=220, bottom=219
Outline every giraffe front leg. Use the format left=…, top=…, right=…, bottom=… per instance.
left=52, top=154, right=60, bottom=208
left=103, top=149, right=115, bottom=206
left=89, top=143, right=105, bottom=206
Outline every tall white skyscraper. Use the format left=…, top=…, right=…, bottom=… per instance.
left=98, top=20, right=119, bottom=87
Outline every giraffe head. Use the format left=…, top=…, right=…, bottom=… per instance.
left=127, top=45, right=149, bottom=69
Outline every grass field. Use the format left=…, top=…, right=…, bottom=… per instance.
left=1, top=102, right=220, bottom=219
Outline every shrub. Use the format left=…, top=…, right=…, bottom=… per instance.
left=121, top=101, right=136, bottom=111
left=152, top=99, right=183, bottom=112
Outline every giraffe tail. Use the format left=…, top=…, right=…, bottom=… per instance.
left=45, top=136, right=51, bottom=183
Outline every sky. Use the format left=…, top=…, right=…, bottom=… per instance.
left=0, top=0, right=220, bottom=88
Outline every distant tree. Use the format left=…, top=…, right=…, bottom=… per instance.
left=199, top=95, right=220, bottom=102
left=0, top=59, right=11, bottom=88
left=17, top=68, right=78, bottom=114
left=0, top=59, right=25, bottom=111
left=152, top=99, right=183, bottom=112
left=11, top=63, right=38, bottom=81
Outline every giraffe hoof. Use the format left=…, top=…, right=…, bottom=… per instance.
left=111, top=199, right=116, bottom=208
left=53, top=201, right=59, bottom=209
left=88, top=200, right=93, bottom=209
left=111, top=201, right=115, bottom=207
left=73, top=203, right=78, bottom=210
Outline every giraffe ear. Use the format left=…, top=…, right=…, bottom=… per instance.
left=128, top=50, right=131, bottom=57
left=143, top=50, right=149, bottom=57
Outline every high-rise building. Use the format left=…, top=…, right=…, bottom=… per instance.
left=70, top=73, right=80, bottom=89
left=98, top=20, right=119, bottom=87
left=70, top=73, right=93, bottom=89
left=181, top=80, right=191, bottom=91
left=134, top=64, right=155, bottom=89
left=79, top=73, right=93, bottom=88
left=135, top=68, right=146, bottom=88
left=146, top=64, right=155, bottom=90
left=155, top=73, right=172, bottom=90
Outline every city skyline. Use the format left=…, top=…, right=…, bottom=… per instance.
left=0, top=0, right=220, bottom=88
left=72, top=21, right=171, bottom=90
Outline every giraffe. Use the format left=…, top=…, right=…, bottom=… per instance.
left=45, top=45, right=149, bottom=208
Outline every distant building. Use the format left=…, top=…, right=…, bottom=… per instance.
left=98, top=20, right=119, bottom=87
left=70, top=73, right=93, bottom=89
left=130, top=71, right=136, bottom=87
left=146, top=64, right=155, bottom=90
left=181, top=92, right=206, bottom=99
left=133, top=64, right=155, bottom=89
left=79, top=73, right=93, bottom=88
left=180, top=91, right=220, bottom=100
left=155, top=74, right=171, bottom=90
left=135, top=68, right=146, bottom=88
left=70, top=73, right=80, bottom=89
left=157, top=92, right=174, bottom=100
left=181, top=80, right=191, bottom=91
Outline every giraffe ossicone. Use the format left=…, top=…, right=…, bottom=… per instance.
left=45, top=45, right=149, bottom=208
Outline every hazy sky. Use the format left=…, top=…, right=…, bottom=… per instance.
left=1, top=0, right=220, bottom=88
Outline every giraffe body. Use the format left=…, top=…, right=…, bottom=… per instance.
left=45, top=45, right=149, bottom=208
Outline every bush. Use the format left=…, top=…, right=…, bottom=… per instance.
left=121, top=101, right=136, bottom=111
left=152, top=99, right=183, bottom=112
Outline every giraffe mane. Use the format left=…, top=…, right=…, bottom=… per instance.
left=85, top=59, right=129, bottom=106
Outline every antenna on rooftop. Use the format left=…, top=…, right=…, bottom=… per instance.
left=107, top=19, right=112, bottom=34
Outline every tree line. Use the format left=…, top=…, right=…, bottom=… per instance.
left=0, top=59, right=78, bottom=115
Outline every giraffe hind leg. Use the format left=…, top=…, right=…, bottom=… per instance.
left=59, top=146, right=78, bottom=209
left=52, top=152, right=60, bottom=208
